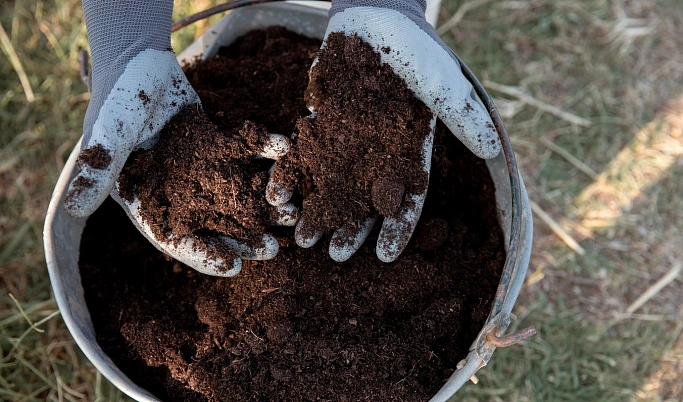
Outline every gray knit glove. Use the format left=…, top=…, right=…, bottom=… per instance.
left=65, top=0, right=197, bottom=218
left=267, top=0, right=501, bottom=263
left=64, top=0, right=288, bottom=276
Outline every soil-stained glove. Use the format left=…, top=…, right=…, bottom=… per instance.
left=267, top=0, right=501, bottom=263
left=62, top=0, right=285, bottom=276
left=111, top=133, right=296, bottom=277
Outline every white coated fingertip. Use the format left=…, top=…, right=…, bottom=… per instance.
left=221, top=233, right=279, bottom=261
left=329, top=217, right=377, bottom=262
left=266, top=181, right=293, bottom=207
left=268, top=203, right=300, bottom=227
left=376, top=191, right=427, bottom=263
left=172, top=236, right=243, bottom=277
left=63, top=142, right=119, bottom=219
left=444, top=97, right=501, bottom=160
left=295, top=218, right=322, bottom=248
left=63, top=173, right=104, bottom=219
left=258, top=134, right=290, bottom=160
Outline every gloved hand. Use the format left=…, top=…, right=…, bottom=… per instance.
left=110, top=133, right=296, bottom=277
left=63, top=0, right=286, bottom=276
left=267, top=0, right=501, bottom=263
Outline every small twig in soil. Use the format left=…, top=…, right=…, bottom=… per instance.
left=248, top=330, right=264, bottom=342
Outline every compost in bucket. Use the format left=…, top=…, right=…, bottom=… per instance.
left=78, top=27, right=506, bottom=401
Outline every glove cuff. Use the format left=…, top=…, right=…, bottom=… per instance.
left=82, top=0, right=174, bottom=145
left=330, top=0, right=427, bottom=21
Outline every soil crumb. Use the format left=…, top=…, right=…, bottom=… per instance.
left=117, top=27, right=320, bottom=256
left=77, top=144, right=111, bottom=170
left=272, top=33, right=433, bottom=234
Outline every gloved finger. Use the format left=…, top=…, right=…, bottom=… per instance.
left=266, top=163, right=294, bottom=207
left=219, top=233, right=279, bottom=261
left=265, top=111, right=319, bottom=206
left=63, top=142, right=124, bottom=219
left=434, top=83, right=500, bottom=160
left=257, top=133, right=290, bottom=160
left=295, top=214, right=323, bottom=248
left=329, top=217, right=378, bottom=262
left=376, top=117, right=435, bottom=263
left=111, top=189, right=242, bottom=277
left=267, top=203, right=300, bottom=227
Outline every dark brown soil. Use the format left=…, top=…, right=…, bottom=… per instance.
left=272, top=33, right=433, bottom=234
left=80, top=122, right=505, bottom=402
left=77, top=144, right=111, bottom=169
left=117, top=27, right=320, bottom=255
left=372, top=178, right=405, bottom=217
left=78, top=27, right=506, bottom=401
left=413, top=218, right=451, bottom=252
left=63, top=176, right=96, bottom=208
left=118, top=108, right=272, bottom=255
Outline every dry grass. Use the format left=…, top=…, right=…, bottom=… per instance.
left=0, top=0, right=98, bottom=399
left=1, top=0, right=682, bottom=400
left=438, top=0, right=683, bottom=400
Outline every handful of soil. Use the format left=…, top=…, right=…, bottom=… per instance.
left=272, top=33, right=433, bottom=234
left=117, top=27, right=320, bottom=256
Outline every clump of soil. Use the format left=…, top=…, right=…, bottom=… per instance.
left=372, top=178, right=405, bottom=216
left=80, top=123, right=505, bottom=402
left=118, top=108, right=272, bottom=258
left=117, top=27, right=320, bottom=255
left=272, top=33, right=433, bottom=235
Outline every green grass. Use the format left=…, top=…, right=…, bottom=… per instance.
left=440, top=0, right=683, bottom=401
left=1, top=0, right=682, bottom=401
